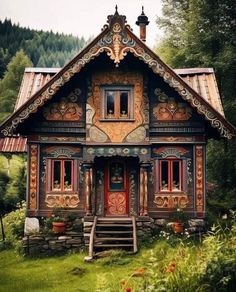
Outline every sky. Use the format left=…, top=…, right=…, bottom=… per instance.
left=0, top=0, right=163, bottom=49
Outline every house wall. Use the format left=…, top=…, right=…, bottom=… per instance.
left=26, top=53, right=206, bottom=219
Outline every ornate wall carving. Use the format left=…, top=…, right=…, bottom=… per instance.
left=153, top=147, right=189, bottom=158
left=43, top=89, right=83, bottom=121
left=88, top=126, right=109, bottom=143
left=195, top=145, right=205, bottom=215
left=125, top=126, right=146, bottom=143
left=87, top=70, right=147, bottom=143
left=29, top=145, right=38, bottom=211
left=45, top=194, right=79, bottom=208
left=154, top=194, right=189, bottom=208
left=153, top=88, right=192, bottom=121
left=106, top=192, right=127, bottom=215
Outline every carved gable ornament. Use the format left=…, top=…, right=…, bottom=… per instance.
left=1, top=10, right=235, bottom=139
left=153, top=88, right=192, bottom=121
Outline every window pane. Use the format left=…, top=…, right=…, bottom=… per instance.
left=106, top=91, right=115, bottom=117
left=172, top=161, right=180, bottom=190
left=53, top=161, right=61, bottom=190
left=109, top=162, right=124, bottom=191
left=120, top=91, right=128, bottom=117
left=64, top=161, right=72, bottom=190
left=161, top=161, right=169, bottom=190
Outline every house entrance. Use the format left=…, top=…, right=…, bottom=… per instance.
left=104, top=159, right=129, bottom=216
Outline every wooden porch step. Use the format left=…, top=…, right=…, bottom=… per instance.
left=86, top=216, right=137, bottom=260
left=97, top=217, right=132, bottom=221
left=94, top=244, right=133, bottom=248
left=95, top=237, right=133, bottom=241
left=96, top=224, right=133, bottom=227
left=96, top=230, right=132, bottom=234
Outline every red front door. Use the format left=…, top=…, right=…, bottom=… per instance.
left=105, top=159, right=129, bottom=216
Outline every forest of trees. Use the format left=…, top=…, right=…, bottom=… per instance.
left=156, top=0, right=236, bottom=214
left=0, top=19, right=88, bottom=224
left=0, top=19, right=87, bottom=78
left=0, top=19, right=88, bottom=122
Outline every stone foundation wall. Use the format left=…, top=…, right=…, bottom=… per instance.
left=22, top=218, right=84, bottom=256
left=22, top=217, right=205, bottom=256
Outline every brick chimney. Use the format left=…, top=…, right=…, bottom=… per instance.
left=136, top=6, right=149, bottom=42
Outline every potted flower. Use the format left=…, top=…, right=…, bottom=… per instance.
left=51, top=208, right=66, bottom=234
left=170, top=207, right=187, bottom=234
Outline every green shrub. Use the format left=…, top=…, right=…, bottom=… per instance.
left=3, top=201, right=26, bottom=248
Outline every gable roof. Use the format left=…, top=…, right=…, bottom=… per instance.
left=15, top=67, right=224, bottom=117
left=0, top=10, right=235, bottom=139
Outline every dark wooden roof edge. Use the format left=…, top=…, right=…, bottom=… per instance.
left=0, top=13, right=235, bottom=139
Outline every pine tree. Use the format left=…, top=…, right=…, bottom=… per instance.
left=0, top=50, right=32, bottom=122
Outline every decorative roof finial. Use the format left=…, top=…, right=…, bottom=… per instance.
left=142, top=6, right=144, bottom=14
left=115, top=5, right=118, bottom=15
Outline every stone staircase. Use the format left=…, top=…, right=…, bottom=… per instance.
left=86, top=216, right=137, bottom=260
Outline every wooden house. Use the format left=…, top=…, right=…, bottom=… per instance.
left=0, top=8, right=235, bottom=253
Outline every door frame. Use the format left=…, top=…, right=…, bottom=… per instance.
left=104, top=158, right=129, bottom=216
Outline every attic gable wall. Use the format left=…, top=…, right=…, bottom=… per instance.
left=0, top=12, right=234, bottom=139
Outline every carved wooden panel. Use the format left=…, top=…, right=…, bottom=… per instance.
left=43, top=89, right=83, bottom=121
left=45, top=194, right=79, bottom=208
left=106, top=192, right=127, bottom=215
left=154, top=194, right=189, bottom=208
left=153, top=88, right=192, bottom=121
left=195, top=145, right=205, bottom=216
left=87, top=70, right=148, bottom=143
left=29, top=144, right=39, bottom=211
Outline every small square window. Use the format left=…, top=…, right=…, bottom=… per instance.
left=102, top=86, right=133, bottom=120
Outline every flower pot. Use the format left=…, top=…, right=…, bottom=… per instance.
left=172, top=222, right=184, bottom=234
left=52, top=222, right=66, bottom=234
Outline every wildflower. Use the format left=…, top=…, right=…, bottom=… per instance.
left=167, top=260, right=176, bottom=273
left=132, top=267, right=145, bottom=277
left=120, top=279, right=126, bottom=286
left=126, top=288, right=132, bottom=292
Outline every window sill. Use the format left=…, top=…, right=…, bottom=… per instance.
left=46, top=191, right=77, bottom=195
left=100, top=118, right=135, bottom=122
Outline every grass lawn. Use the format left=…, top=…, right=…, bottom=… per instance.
left=0, top=247, right=149, bottom=292
left=1, top=225, right=235, bottom=292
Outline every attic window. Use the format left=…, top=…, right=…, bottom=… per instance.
left=102, top=86, right=134, bottom=120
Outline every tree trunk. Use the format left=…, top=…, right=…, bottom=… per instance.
left=0, top=214, right=5, bottom=242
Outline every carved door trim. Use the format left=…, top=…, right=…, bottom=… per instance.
left=105, top=159, right=129, bottom=216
